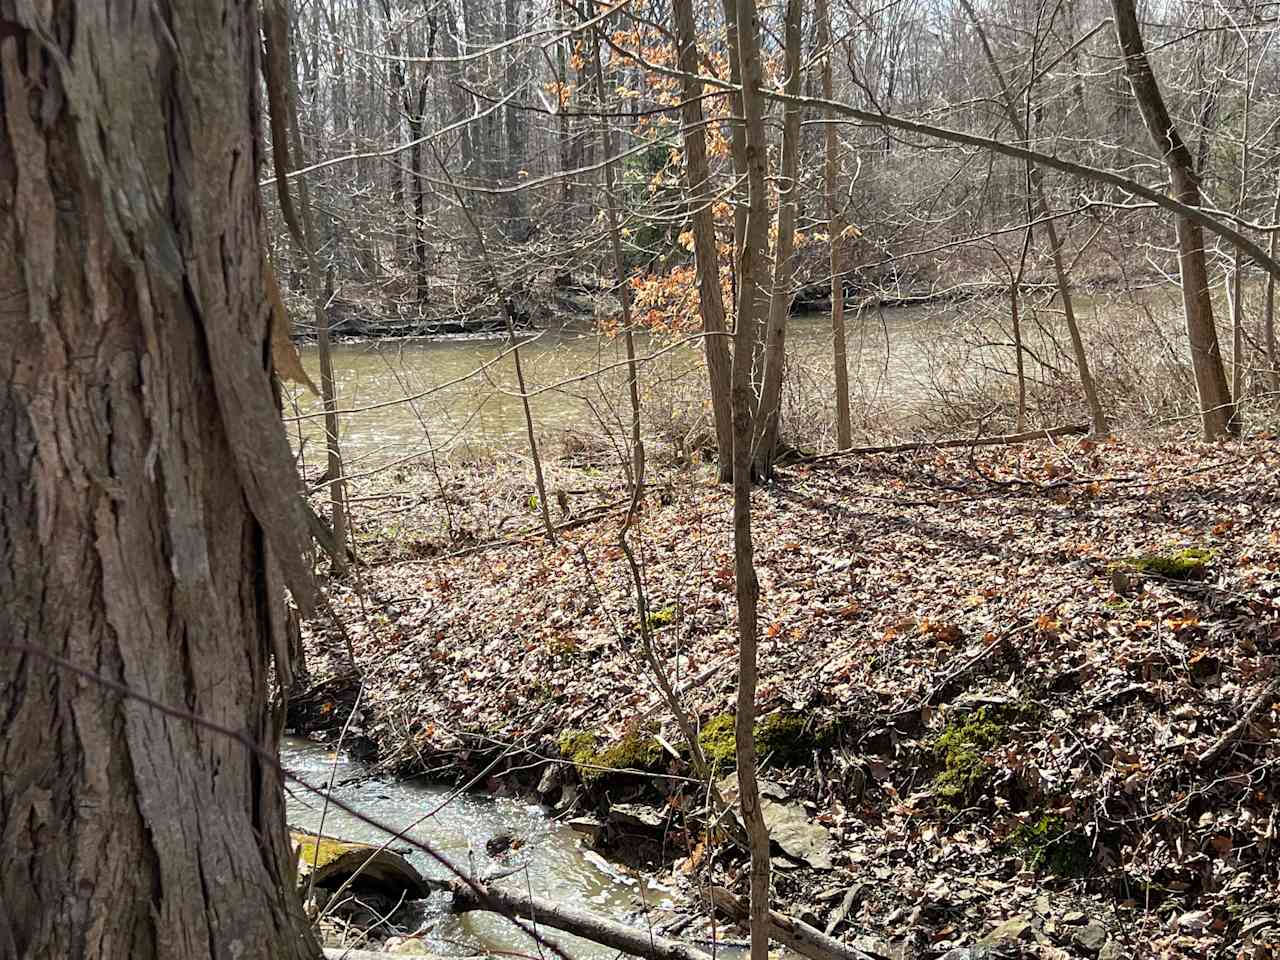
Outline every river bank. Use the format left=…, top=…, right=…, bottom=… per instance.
left=293, top=430, right=1280, bottom=959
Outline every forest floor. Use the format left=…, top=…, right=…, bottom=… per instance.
left=296, top=429, right=1280, bottom=960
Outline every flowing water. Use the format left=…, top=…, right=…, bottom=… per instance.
left=283, top=737, right=678, bottom=957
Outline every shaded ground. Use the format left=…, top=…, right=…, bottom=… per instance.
left=299, top=431, right=1280, bottom=960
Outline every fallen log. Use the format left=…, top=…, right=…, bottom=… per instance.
left=707, top=886, right=877, bottom=960
left=801, top=423, right=1089, bottom=463
left=436, top=876, right=714, bottom=960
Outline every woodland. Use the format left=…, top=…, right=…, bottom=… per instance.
left=1, top=0, right=1279, bottom=959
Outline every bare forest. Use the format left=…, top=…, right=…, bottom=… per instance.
left=2, top=0, right=1280, bottom=958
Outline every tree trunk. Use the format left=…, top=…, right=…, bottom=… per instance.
left=1111, top=0, right=1237, bottom=439
left=753, top=0, right=804, bottom=477
left=0, top=2, right=320, bottom=958
left=719, top=0, right=749, bottom=305
left=672, top=0, right=734, bottom=480
left=817, top=0, right=853, bottom=449
left=1264, top=155, right=1280, bottom=394
left=730, top=3, right=773, bottom=957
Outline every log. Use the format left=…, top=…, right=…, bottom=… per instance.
left=707, top=886, right=877, bottom=960
left=802, top=424, right=1089, bottom=463
left=439, top=877, right=713, bottom=960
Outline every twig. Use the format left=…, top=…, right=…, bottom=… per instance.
left=1199, top=676, right=1280, bottom=766
left=799, top=423, right=1089, bottom=463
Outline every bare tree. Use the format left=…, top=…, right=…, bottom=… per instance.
left=817, top=0, right=853, bottom=449
left=753, top=0, right=805, bottom=476
left=729, top=1, right=773, bottom=956
left=673, top=0, right=734, bottom=479
left=1111, top=0, right=1237, bottom=439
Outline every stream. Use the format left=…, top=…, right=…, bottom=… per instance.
left=283, top=738, right=679, bottom=957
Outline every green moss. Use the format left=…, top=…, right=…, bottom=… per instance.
left=598, top=732, right=664, bottom=773
left=559, top=730, right=601, bottom=779
left=756, top=712, right=818, bottom=766
left=645, top=605, right=677, bottom=630
left=1126, top=547, right=1213, bottom=580
left=559, top=729, right=662, bottom=784
left=1007, top=814, right=1092, bottom=877
left=698, top=714, right=738, bottom=773
left=697, top=711, right=827, bottom=773
left=932, top=707, right=1007, bottom=808
left=291, top=831, right=361, bottom=871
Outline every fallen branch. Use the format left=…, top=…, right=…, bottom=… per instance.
left=707, top=886, right=877, bottom=960
left=394, top=500, right=631, bottom=565
left=1199, top=676, right=1280, bottom=766
left=801, top=424, right=1088, bottom=463
left=437, top=876, right=714, bottom=960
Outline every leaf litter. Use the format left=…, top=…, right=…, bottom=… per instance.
left=299, top=431, right=1280, bottom=959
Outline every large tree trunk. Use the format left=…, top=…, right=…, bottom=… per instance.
left=0, top=3, right=320, bottom=958
left=1111, top=0, right=1237, bottom=439
left=672, top=0, right=734, bottom=481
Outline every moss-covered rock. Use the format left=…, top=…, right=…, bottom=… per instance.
left=598, top=731, right=664, bottom=773
left=698, top=714, right=738, bottom=773
left=559, top=730, right=601, bottom=777
left=559, top=729, right=663, bottom=784
left=756, top=712, right=820, bottom=766
left=932, top=707, right=1007, bottom=808
left=697, top=711, right=827, bottom=773
left=1126, top=547, right=1213, bottom=580
left=1007, top=814, right=1092, bottom=876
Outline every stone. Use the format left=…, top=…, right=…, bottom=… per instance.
left=608, top=802, right=666, bottom=830
left=536, top=763, right=562, bottom=800
left=567, top=816, right=605, bottom=845
left=978, top=918, right=1034, bottom=945
left=762, top=796, right=833, bottom=870
left=1073, top=922, right=1108, bottom=953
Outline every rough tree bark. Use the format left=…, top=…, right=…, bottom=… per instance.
left=0, top=2, right=320, bottom=958
left=672, top=0, right=734, bottom=480
left=1111, top=0, right=1237, bottom=439
left=730, top=3, right=774, bottom=957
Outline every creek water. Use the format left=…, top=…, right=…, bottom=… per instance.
left=282, top=737, right=678, bottom=957
left=287, top=303, right=970, bottom=469
left=286, top=284, right=1191, bottom=469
